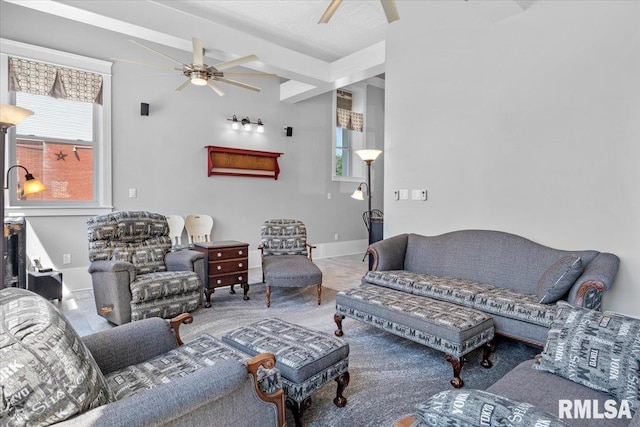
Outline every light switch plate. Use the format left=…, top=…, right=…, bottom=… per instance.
left=399, top=189, right=409, bottom=200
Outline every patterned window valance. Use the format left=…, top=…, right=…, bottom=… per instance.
left=336, top=108, right=364, bottom=132
left=9, top=57, right=103, bottom=105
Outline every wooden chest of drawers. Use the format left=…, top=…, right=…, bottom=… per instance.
left=194, top=241, right=250, bottom=308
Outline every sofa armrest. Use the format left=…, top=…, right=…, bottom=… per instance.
left=566, top=252, right=620, bottom=310
left=248, top=353, right=286, bottom=427
left=58, top=360, right=250, bottom=427
left=367, top=234, right=409, bottom=271
left=82, top=316, right=181, bottom=375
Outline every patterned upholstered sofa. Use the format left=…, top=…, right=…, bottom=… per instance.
left=335, top=230, right=620, bottom=347
left=87, top=211, right=205, bottom=325
left=0, top=288, right=286, bottom=426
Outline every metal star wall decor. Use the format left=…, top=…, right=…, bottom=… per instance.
left=56, top=150, right=67, bottom=161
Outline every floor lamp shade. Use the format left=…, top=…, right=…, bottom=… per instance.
left=0, top=104, right=33, bottom=131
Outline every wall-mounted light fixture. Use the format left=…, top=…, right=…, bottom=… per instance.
left=227, top=115, right=264, bottom=133
left=4, top=165, right=47, bottom=197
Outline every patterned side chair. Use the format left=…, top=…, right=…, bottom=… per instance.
left=259, top=219, right=323, bottom=308
left=87, top=211, right=205, bottom=325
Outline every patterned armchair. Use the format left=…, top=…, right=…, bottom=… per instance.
left=259, top=219, right=323, bottom=307
left=87, top=211, right=205, bottom=325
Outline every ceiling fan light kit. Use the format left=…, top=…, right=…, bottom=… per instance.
left=113, top=37, right=276, bottom=97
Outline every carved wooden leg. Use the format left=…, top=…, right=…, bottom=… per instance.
left=481, top=340, right=495, bottom=369
left=445, top=354, right=465, bottom=388
left=286, top=397, right=311, bottom=427
left=229, top=284, right=236, bottom=294
left=242, top=283, right=250, bottom=300
left=334, top=313, right=345, bottom=337
left=333, top=371, right=350, bottom=407
left=317, top=284, right=322, bottom=305
left=204, top=288, right=213, bottom=308
left=266, top=285, right=271, bottom=308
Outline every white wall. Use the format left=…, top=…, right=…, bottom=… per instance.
left=385, top=1, right=640, bottom=316
left=1, top=2, right=382, bottom=290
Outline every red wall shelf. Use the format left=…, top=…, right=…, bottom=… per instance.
left=205, top=146, right=283, bottom=180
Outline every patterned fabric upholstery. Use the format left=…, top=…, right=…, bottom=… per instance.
left=534, top=302, right=640, bottom=414
left=0, top=288, right=113, bottom=426
left=105, top=334, right=282, bottom=400
left=363, top=271, right=556, bottom=328
left=87, top=211, right=203, bottom=324
left=222, top=318, right=349, bottom=403
left=261, top=219, right=309, bottom=256
left=415, top=389, right=570, bottom=427
left=336, top=285, right=494, bottom=358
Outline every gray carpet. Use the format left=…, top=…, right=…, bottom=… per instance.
left=180, top=283, right=539, bottom=427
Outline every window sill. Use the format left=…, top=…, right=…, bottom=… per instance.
left=331, top=175, right=365, bottom=183
left=5, top=206, right=113, bottom=217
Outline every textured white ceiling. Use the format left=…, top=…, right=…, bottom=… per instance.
left=154, top=0, right=389, bottom=62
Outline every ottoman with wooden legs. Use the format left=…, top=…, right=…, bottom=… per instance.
left=223, top=318, right=349, bottom=427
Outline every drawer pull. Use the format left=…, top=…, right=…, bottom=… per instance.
left=217, top=266, right=222, bottom=270
left=238, top=263, right=243, bottom=268
left=239, top=250, right=243, bottom=255
left=238, top=276, right=243, bottom=281
left=217, top=252, right=222, bottom=257
left=217, top=279, right=222, bottom=284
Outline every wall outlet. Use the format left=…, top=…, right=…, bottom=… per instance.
left=129, top=188, right=137, bottom=198
left=334, top=233, right=339, bottom=241
left=393, top=190, right=399, bottom=200
left=327, top=192, right=332, bottom=200
left=63, top=254, right=71, bottom=264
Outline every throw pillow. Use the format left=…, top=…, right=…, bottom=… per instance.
left=416, top=389, right=569, bottom=427
left=534, top=301, right=640, bottom=414
left=0, top=288, right=113, bottom=426
left=536, top=256, right=584, bottom=304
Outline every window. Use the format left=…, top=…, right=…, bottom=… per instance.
left=1, top=38, right=112, bottom=215
left=332, top=86, right=366, bottom=181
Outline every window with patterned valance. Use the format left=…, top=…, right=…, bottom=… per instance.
left=9, top=57, right=103, bottom=105
left=336, top=89, right=364, bottom=132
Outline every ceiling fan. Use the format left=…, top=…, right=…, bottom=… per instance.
left=318, top=0, right=400, bottom=24
left=112, top=37, right=275, bottom=96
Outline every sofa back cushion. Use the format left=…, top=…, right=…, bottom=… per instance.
left=404, top=231, right=598, bottom=294
left=0, top=288, right=113, bottom=426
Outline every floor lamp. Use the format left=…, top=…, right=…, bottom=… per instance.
left=351, top=149, right=382, bottom=270
left=1, top=104, right=34, bottom=288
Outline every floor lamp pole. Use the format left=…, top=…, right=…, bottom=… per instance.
left=1, top=129, right=6, bottom=288
left=365, top=159, right=373, bottom=270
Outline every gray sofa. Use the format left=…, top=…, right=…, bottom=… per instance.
left=394, top=301, right=640, bottom=427
left=336, top=230, right=620, bottom=347
left=0, top=288, right=285, bottom=427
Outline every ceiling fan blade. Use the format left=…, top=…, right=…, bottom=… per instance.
left=130, top=40, right=188, bottom=67
left=319, top=0, right=342, bottom=23
left=222, top=72, right=277, bottom=78
left=192, top=37, right=204, bottom=67
left=175, top=79, right=191, bottom=91
left=213, top=55, right=259, bottom=71
left=217, top=78, right=261, bottom=92
left=207, top=81, right=226, bottom=96
left=380, top=0, right=400, bottom=23
left=111, top=57, right=181, bottom=71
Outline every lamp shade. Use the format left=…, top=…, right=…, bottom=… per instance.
left=355, top=149, right=382, bottom=162
left=0, top=104, right=34, bottom=131
left=350, top=186, right=364, bottom=200
left=22, top=176, right=46, bottom=195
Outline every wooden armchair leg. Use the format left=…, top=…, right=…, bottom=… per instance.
left=266, top=285, right=272, bottom=308
left=317, top=284, right=322, bottom=305
left=169, top=313, right=194, bottom=346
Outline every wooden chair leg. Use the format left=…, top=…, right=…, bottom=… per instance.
left=266, top=285, right=271, bottom=308
left=481, top=340, right=495, bottom=369
left=333, top=371, right=350, bottom=407
left=317, top=284, right=322, bottom=305
left=334, top=313, right=345, bottom=337
left=445, top=354, right=465, bottom=388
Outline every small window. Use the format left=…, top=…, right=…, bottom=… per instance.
left=335, top=127, right=351, bottom=177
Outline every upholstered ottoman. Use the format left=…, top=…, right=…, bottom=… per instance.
left=335, top=285, right=495, bottom=388
left=223, top=318, right=349, bottom=427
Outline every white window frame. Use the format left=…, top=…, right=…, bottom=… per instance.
left=1, top=38, right=112, bottom=217
left=331, top=85, right=367, bottom=183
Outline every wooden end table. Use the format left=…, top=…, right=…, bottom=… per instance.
left=194, top=241, right=249, bottom=308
